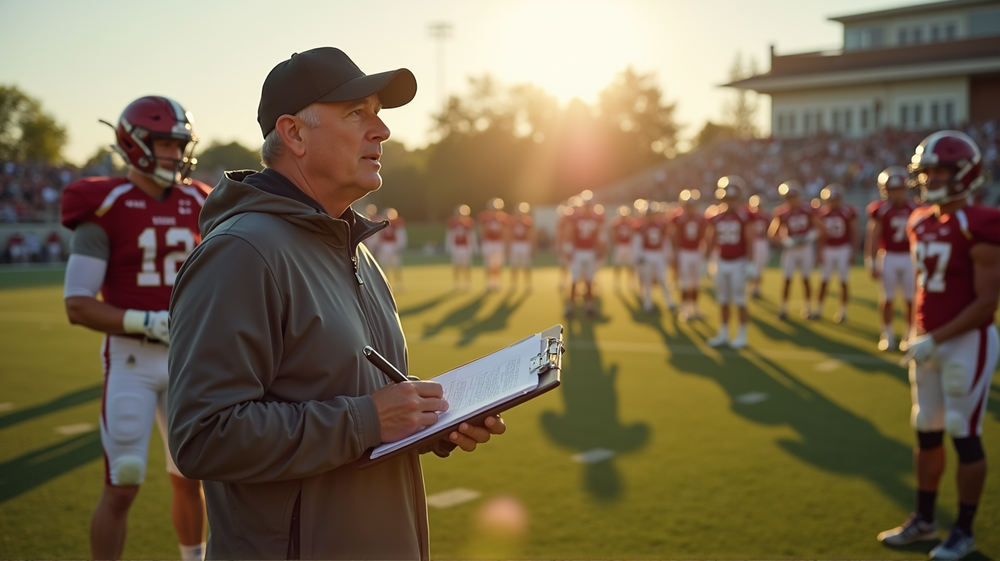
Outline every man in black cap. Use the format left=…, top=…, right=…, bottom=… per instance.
left=167, top=47, right=505, bottom=560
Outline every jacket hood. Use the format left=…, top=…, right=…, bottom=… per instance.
left=201, top=170, right=385, bottom=249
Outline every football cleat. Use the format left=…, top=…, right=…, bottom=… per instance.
left=878, top=333, right=895, bottom=352
left=707, top=331, right=729, bottom=347
left=877, top=513, right=938, bottom=546
left=929, top=526, right=976, bottom=560
left=833, top=310, right=846, bottom=324
left=730, top=332, right=748, bottom=349
left=778, top=310, right=788, bottom=321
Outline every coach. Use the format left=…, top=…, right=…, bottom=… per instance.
left=167, top=47, right=505, bottom=560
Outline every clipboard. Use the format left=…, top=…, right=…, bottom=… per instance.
left=357, top=324, right=564, bottom=469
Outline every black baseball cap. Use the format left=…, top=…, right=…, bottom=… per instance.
left=257, top=47, right=417, bottom=138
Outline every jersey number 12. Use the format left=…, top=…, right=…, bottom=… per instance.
left=137, top=227, right=196, bottom=287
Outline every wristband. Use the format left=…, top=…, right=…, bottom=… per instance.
left=122, top=309, right=149, bottom=334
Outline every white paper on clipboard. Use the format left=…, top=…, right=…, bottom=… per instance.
left=370, top=334, right=542, bottom=459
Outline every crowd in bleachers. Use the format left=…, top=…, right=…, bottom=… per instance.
left=624, top=121, right=1000, bottom=203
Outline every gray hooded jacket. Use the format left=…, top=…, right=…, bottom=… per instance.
left=167, top=170, right=427, bottom=560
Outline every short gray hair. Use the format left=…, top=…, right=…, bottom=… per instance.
left=260, top=105, right=321, bottom=168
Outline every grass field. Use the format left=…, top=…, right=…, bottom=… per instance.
left=1, top=260, right=998, bottom=559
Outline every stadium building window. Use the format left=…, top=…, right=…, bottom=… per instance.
left=815, top=111, right=823, bottom=131
left=913, top=27, right=923, bottom=43
left=914, top=104, right=922, bottom=127
left=898, top=28, right=908, bottom=45
left=900, top=105, right=909, bottom=128
left=833, top=110, right=840, bottom=131
left=789, top=114, right=796, bottom=133
left=945, top=102, right=955, bottom=125
left=931, top=102, right=940, bottom=126
left=804, top=112, right=812, bottom=133
left=861, top=107, right=869, bottom=130
left=931, top=25, right=940, bottom=42
left=970, top=9, right=1000, bottom=37
left=945, top=23, right=957, bottom=40
left=844, top=109, right=852, bottom=133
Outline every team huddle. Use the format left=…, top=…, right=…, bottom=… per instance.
left=59, top=88, right=998, bottom=561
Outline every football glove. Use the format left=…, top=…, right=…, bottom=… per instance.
left=123, top=309, right=170, bottom=344
left=782, top=237, right=796, bottom=248
left=744, top=262, right=757, bottom=279
left=900, top=333, right=936, bottom=366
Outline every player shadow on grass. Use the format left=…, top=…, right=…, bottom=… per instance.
left=0, top=384, right=102, bottom=430
left=397, top=291, right=455, bottom=318
left=421, top=291, right=490, bottom=339
left=0, top=429, right=102, bottom=503
left=456, top=291, right=530, bottom=347
left=540, top=312, right=651, bottom=501
left=621, top=298, right=917, bottom=514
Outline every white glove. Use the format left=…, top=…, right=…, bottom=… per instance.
left=900, top=333, right=936, bottom=366
left=744, top=262, right=757, bottom=279
left=782, top=237, right=795, bottom=249
left=123, top=309, right=170, bottom=344
left=806, top=229, right=819, bottom=242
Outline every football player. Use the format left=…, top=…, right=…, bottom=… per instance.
left=865, top=166, right=919, bottom=351
left=705, top=176, right=754, bottom=348
left=610, top=204, right=638, bottom=290
left=769, top=181, right=820, bottom=320
left=554, top=202, right=574, bottom=293
left=747, top=195, right=772, bottom=299
left=60, top=96, right=208, bottom=561
left=478, top=197, right=508, bottom=291
left=633, top=200, right=673, bottom=312
left=816, top=184, right=858, bottom=323
left=564, top=194, right=606, bottom=317
left=375, top=207, right=407, bottom=289
left=445, top=204, right=476, bottom=291
left=878, top=131, right=1000, bottom=560
left=508, top=202, right=535, bottom=290
left=671, top=189, right=706, bottom=321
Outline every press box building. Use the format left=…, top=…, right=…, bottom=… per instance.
left=728, top=0, right=1000, bottom=138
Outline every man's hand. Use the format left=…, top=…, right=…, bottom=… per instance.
left=900, top=333, right=936, bottom=366
left=371, top=381, right=448, bottom=443
left=447, top=415, right=506, bottom=453
left=123, top=309, right=170, bottom=344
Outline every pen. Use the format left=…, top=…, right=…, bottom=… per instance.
left=363, top=345, right=409, bottom=383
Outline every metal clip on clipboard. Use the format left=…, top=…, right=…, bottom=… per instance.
left=529, top=336, right=565, bottom=375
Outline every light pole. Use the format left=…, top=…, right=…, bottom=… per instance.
left=428, top=21, right=453, bottom=104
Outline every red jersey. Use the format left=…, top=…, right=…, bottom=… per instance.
left=61, top=177, right=208, bottom=311
left=907, top=204, right=1000, bottom=333
left=447, top=216, right=475, bottom=247
left=610, top=216, right=637, bottom=245
left=637, top=218, right=669, bottom=250
left=567, top=209, right=604, bottom=250
left=509, top=214, right=533, bottom=242
left=380, top=217, right=405, bottom=243
left=708, top=206, right=751, bottom=260
left=748, top=207, right=771, bottom=238
left=868, top=199, right=917, bottom=253
left=671, top=208, right=706, bottom=250
left=819, top=205, right=856, bottom=247
left=478, top=210, right=508, bottom=242
left=773, top=202, right=815, bottom=238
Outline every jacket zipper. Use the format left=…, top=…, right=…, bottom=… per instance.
left=351, top=250, right=384, bottom=354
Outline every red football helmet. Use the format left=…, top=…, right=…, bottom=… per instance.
left=909, top=130, right=984, bottom=204
left=112, top=96, right=197, bottom=187
left=877, top=166, right=909, bottom=200
left=715, top=175, right=745, bottom=200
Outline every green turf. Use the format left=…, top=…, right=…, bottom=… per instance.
left=1, top=264, right=998, bottom=559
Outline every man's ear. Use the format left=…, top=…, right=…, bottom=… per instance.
left=275, top=114, right=307, bottom=157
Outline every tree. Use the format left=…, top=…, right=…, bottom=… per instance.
left=723, top=53, right=760, bottom=139
left=693, top=121, right=737, bottom=150
left=597, top=66, right=679, bottom=160
left=0, top=85, right=67, bottom=163
left=195, top=140, right=261, bottom=173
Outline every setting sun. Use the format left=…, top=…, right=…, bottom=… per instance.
left=495, top=0, right=644, bottom=103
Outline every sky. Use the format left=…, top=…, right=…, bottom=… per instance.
left=0, top=0, right=925, bottom=166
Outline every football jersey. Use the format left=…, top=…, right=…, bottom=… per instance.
left=671, top=208, right=706, bottom=250
left=478, top=210, right=508, bottom=242
left=774, top=202, right=815, bottom=238
left=61, top=177, right=208, bottom=312
left=380, top=217, right=405, bottom=243
left=868, top=200, right=917, bottom=253
left=907, top=204, right=1000, bottom=333
left=568, top=209, right=604, bottom=250
left=819, top=205, right=856, bottom=247
left=637, top=218, right=669, bottom=250
left=709, top=206, right=751, bottom=260
left=611, top=216, right=637, bottom=245
left=447, top=216, right=475, bottom=247
left=748, top=207, right=771, bottom=237
left=509, top=214, right=533, bottom=242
